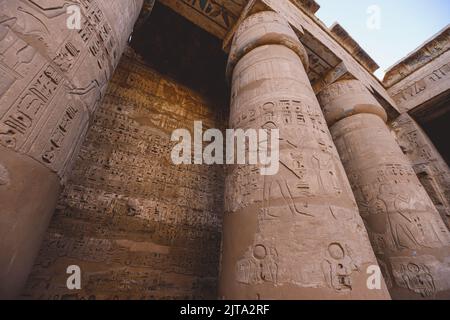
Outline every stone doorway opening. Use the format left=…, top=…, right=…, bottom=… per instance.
left=131, top=1, right=230, bottom=113
left=410, top=92, right=450, bottom=166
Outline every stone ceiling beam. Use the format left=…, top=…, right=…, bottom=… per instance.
left=154, top=0, right=401, bottom=116
left=329, top=23, right=379, bottom=73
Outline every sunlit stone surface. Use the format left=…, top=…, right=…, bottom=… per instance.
left=0, top=0, right=449, bottom=300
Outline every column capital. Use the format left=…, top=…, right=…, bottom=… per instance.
left=317, top=79, right=388, bottom=126
left=226, top=11, right=309, bottom=80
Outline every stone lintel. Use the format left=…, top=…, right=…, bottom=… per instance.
left=329, top=23, right=380, bottom=73
left=384, top=25, right=450, bottom=88
left=387, top=49, right=450, bottom=114
left=291, top=0, right=321, bottom=15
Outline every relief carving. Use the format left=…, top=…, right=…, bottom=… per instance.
left=220, top=12, right=389, bottom=300
left=23, top=52, right=225, bottom=300
left=391, top=114, right=450, bottom=230
left=319, top=79, right=450, bottom=299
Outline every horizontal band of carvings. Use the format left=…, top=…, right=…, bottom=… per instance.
left=226, top=11, right=309, bottom=80
left=384, top=25, right=450, bottom=88
left=318, top=79, right=388, bottom=126
left=387, top=50, right=450, bottom=113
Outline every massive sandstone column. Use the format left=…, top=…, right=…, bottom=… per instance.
left=318, top=79, right=450, bottom=299
left=0, top=0, right=143, bottom=298
left=220, top=11, right=390, bottom=300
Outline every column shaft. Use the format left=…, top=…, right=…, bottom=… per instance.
left=0, top=0, right=143, bottom=298
left=319, top=79, right=450, bottom=299
left=220, top=11, right=390, bottom=300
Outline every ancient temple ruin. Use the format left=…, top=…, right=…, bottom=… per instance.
left=0, top=0, right=449, bottom=300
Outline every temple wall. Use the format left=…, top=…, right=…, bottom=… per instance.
left=391, top=114, right=450, bottom=230
left=1, top=0, right=447, bottom=301
left=0, top=0, right=143, bottom=299
left=388, top=50, right=450, bottom=114
left=385, top=27, right=450, bottom=231
left=22, top=50, right=225, bottom=300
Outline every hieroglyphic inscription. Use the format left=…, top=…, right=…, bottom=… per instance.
left=334, top=114, right=450, bottom=252
left=392, top=63, right=450, bottom=105
left=330, top=111, right=450, bottom=298
left=221, top=12, right=388, bottom=299
left=392, top=114, right=450, bottom=230
left=158, top=0, right=243, bottom=38
left=22, top=51, right=225, bottom=300
left=387, top=49, right=450, bottom=113
left=318, top=77, right=450, bottom=299
left=0, top=0, right=141, bottom=177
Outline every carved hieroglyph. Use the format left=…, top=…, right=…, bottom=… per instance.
left=22, top=51, right=225, bottom=300
left=391, top=114, right=450, bottom=230
left=388, top=50, right=450, bottom=114
left=220, top=11, right=390, bottom=300
left=0, top=0, right=143, bottom=298
left=318, top=79, right=450, bottom=299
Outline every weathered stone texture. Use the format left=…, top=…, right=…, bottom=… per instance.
left=0, top=0, right=143, bottom=177
left=329, top=23, right=379, bottom=73
left=220, top=12, right=390, bottom=300
left=21, top=51, right=225, bottom=300
left=2, top=0, right=449, bottom=301
left=392, top=114, right=450, bottom=230
left=319, top=79, right=450, bottom=299
left=384, top=25, right=450, bottom=89
left=388, top=50, right=450, bottom=114
left=0, top=0, right=143, bottom=298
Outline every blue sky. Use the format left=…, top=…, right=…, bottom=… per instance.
left=315, top=0, right=450, bottom=79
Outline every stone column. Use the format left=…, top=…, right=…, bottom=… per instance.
left=392, top=113, right=450, bottom=230
left=0, top=0, right=143, bottom=298
left=318, top=79, right=450, bottom=299
left=220, top=11, right=390, bottom=300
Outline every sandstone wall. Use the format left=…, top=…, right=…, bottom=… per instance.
left=0, top=0, right=143, bottom=298
left=22, top=50, right=225, bottom=300
left=391, top=114, right=450, bottom=230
